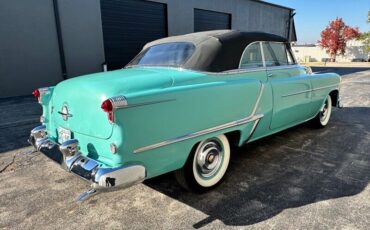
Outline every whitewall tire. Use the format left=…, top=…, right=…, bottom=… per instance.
left=312, top=95, right=332, bottom=128
left=175, top=134, right=231, bottom=192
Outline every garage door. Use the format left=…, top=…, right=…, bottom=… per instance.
left=194, top=9, right=231, bottom=32
left=101, top=0, right=167, bottom=70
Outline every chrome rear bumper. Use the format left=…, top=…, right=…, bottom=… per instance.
left=28, top=125, right=146, bottom=190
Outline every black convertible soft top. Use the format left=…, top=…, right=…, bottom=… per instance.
left=143, top=30, right=288, bottom=72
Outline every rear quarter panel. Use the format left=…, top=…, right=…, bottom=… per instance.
left=309, top=72, right=341, bottom=116
left=116, top=76, right=262, bottom=178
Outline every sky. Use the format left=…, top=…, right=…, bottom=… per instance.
left=265, top=0, right=370, bottom=44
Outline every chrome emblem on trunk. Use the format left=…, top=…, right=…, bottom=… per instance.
left=58, top=105, right=72, bottom=121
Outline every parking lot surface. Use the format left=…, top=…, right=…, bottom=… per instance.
left=0, top=67, right=369, bottom=229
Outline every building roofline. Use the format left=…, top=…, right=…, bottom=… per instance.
left=250, top=0, right=294, bottom=11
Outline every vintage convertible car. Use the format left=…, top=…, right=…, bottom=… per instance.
left=28, top=30, right=341, bottom=200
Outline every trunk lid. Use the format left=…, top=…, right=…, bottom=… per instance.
left=50, top=67, right=174, bottom=139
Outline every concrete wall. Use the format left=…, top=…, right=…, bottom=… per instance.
left=150, top=0, right=292, bottom=38
left=0, top=0, right=64, bottom=98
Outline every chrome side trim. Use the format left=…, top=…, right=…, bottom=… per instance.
left=244, top=118, right=261, bottom=144
left=220, top=67, right=265, bottom=74
left=266, top=65, right=300, bottom=71
left=281, top=84, right=339, bottom=97
left=125, top=99, right=176, bottom=108
left=134, top=114, right=264, bottom=154
left=311, top=84, right=339, bottom=92
left=251, top=83, right=265, bottom=115
left=110, top=95, right=128, bottom=109
left=249, top=119, right=260, bottom=135
left=134, top=82, right=265, bottom=153
left=110, top=96, right=175, bottom=109
left=281, top=89, right=312, bottom=97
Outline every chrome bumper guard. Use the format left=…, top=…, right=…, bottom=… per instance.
left=28, top=125, right=146, bottom=190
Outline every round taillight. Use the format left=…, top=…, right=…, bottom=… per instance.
left=101, top=99, right=113, bottom=112
left=32, top=89, right=40, bottom=98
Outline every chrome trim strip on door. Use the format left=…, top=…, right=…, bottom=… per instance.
left=205, top=67, right=266, bottom=76
left=134, top=82, right=265, bottom=154
left=251, top=83, right=265, bottom=115
left=311, top=84, right=339, bottom=92
left=281, top=84, right=339, bottom=97
left=281, top=89, right=312, bottom=97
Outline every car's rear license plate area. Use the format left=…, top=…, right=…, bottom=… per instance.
left=57, top=127, right=71, bottom=144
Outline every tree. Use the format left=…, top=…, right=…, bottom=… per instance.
left=319, top=18, right=360, bottom=62
left=359, top=11, right=370, bottom=54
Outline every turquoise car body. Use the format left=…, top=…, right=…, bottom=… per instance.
left=30, top=31, right=341, bottom=192
left=39, top=64, right=340, bottom=179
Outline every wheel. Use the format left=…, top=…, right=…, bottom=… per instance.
left=175, top=134, right=231, bottom=192
left=312, top=95, right=332, bottom=128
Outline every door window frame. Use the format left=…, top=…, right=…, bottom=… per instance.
left=238, top=41, right=266, bottom=69
left=238, top=41, right=297, bottom=71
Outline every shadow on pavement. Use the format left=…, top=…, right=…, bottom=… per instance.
left=0, top=96, right=41, bottom=153
left=311, top=66, right=370, bottom=75
left=145, top=107, right=370, bottom=228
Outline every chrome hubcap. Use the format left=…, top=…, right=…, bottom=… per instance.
left=320, top=99, right=329, bottom=122
left=195, top=139, right=224, bottom=178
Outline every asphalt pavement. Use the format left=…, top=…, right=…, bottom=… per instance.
left=0, top=67, right=369, bottom=229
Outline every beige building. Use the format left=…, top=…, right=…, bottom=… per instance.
left=292, top=40, right=369, bottom=63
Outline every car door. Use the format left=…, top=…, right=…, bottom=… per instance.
left=263, top=42, right=312, bottom=130
left=238, top=42, right=272, bottom=140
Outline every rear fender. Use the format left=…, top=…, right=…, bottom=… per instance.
left=114, top=78, right=263, bottom=178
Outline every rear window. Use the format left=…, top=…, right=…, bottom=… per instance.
left=127, top=42, right=195, bottom=67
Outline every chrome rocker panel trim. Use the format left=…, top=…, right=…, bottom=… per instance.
left=28, top=125, right=146, bottom=190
